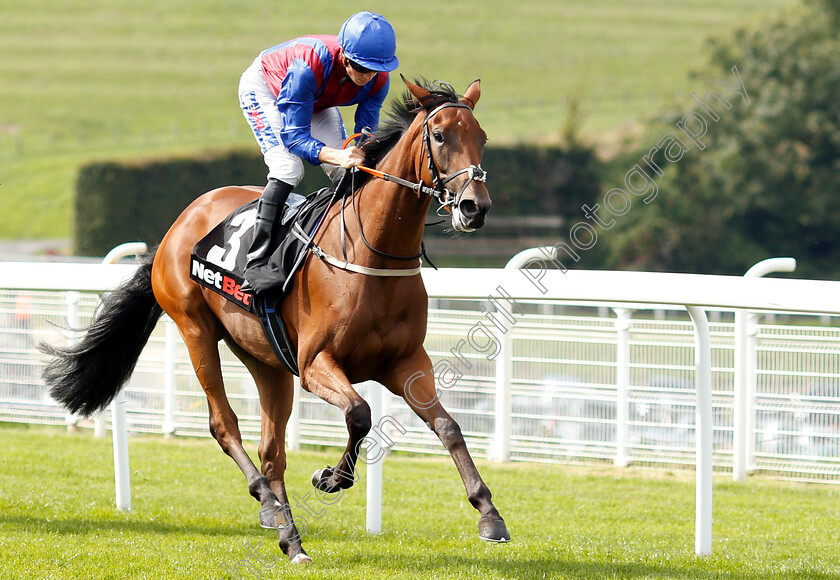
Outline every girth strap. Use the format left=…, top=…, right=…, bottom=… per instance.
left=291, top=223, right=422, bottom=277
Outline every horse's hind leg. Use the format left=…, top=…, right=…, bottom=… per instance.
left=224, top=338, right=310, bottom=564
left=384, top=350, right=510, bottom=542
left=174, top=314, right=283, bottom=529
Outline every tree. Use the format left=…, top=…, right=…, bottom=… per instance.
left=598, top=0, right=840, bottom=279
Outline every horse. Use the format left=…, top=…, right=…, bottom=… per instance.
left=41, top=76, right=509, bottom=564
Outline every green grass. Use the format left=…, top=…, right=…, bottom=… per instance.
left=0, top=0, right=798, bottom=244
left=1, top=423, right=839, bottom=579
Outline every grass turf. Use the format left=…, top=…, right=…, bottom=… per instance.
left=1, top=422, right=838, bottom=579
left=0, top=0, right=797, bottom=243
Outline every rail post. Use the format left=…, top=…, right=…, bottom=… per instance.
left=64, top=291, right=81, bottom=433
left=162, top=316, right=178, bottom=438
left=102, top=243, right=147, bottom=510
left=94, top=243, right=149, bottom=438
left=492, top=307, right=513, bottom=462
left=613, top=308, right=634, bottom=467
left=112, top=390, right=132, bottom=511
left=287, top=377, right=302, bottom=451
left=366, top=381, right=384, bottom=534
left=733, top=258, right=796, bottom=481
left=686, top=305, right=712, bottom=556
left=490, top=247, right=558, bottom=462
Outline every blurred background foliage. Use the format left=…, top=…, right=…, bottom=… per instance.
left=590, top=0, right=840, bottom=278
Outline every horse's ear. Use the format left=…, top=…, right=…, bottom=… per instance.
left=461, top=79, right=481, bottom=109
left=402, top=75, right=432, bottom=106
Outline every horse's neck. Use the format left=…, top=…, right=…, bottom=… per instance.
left=348, top=127, right=433, bottom=261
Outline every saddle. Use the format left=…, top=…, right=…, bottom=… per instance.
left=190, top=185, right=340, bottom=375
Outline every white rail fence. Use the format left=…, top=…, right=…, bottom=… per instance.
left=2, top=248, right=840, bottom=556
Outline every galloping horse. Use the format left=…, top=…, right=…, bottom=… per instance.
left=42, top=77, right=509, bottom=563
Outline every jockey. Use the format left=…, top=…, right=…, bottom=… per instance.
left=238, top=11, right=399, bottom=293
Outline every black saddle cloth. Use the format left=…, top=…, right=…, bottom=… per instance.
left=190, top=185, right=340, bottom=375
left=191, top=186, right=337, bottom=301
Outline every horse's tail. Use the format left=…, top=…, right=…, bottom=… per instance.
left=40, top=248, right=164, bottom=417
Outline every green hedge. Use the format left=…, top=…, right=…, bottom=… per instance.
left=480, top=144, right=602, bottom=221
left=74, top=146, right=601, bottom=256
left=74, top=150, right=330, bottom=256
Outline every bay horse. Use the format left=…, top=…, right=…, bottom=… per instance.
left=42, top=77, right=509, bottom=563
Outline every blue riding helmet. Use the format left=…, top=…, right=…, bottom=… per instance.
left=337, top=11, right=399, bottom=73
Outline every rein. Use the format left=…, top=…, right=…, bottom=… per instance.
left=311, top=100, right=487, bottom=278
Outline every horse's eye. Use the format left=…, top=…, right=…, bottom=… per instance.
left=433, top=131, right=444, bottom=144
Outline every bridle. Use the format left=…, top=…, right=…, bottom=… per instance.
left=299, top=99, right=488, bottom=278
left=420, top=102, right=488, bottom=212
left=355, top=101, right=488, bottom=214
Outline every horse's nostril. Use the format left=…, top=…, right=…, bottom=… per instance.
left=459, top=199, right=480, bottom=217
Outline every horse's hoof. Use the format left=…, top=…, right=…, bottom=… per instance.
left=311, top=467, right=327, bottom=488
left=291, top=553, right=312, bottom=565
left=478, top=517, right=511, bottom=543
left=259, top=501, right=287, bottom=529
left=311, top=467, right=340, bottom=493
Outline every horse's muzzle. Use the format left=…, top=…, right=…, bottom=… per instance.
left=454, top=196, right=491, bottom=231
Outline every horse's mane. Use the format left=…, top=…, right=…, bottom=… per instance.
left=340, top=79, right=460, bottom=193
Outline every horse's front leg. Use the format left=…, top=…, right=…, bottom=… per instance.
left=300, top=352, right=371, bottom=493
left=384, top=350, right=510, bottom=542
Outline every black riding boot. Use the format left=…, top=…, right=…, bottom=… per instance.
left=240, top=178, right=294, bottom=293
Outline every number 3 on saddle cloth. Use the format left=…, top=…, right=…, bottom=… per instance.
left=190, top=186, right=338, bottom=376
